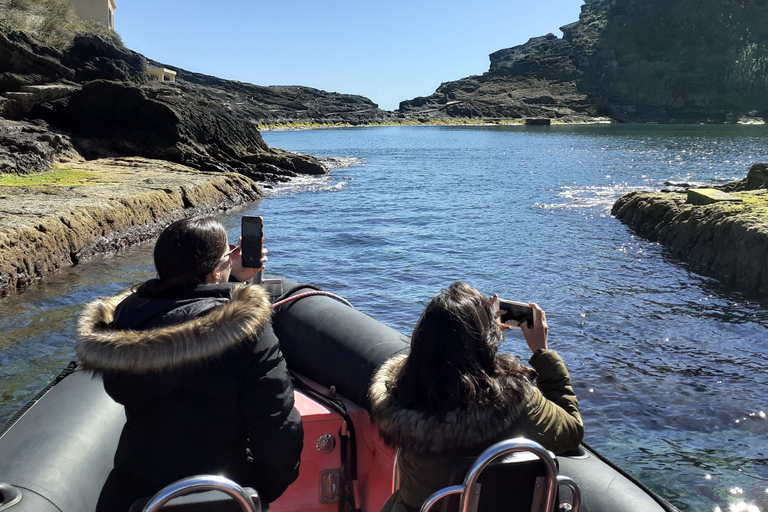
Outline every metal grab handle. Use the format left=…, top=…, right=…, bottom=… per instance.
left=392, top=447, right=402, bottom=493
left=556, top=475, right=581, bottom=512
left=419, top=438, right=567, bottom=512
left=459, top=438, right=559, bottom=512
left=141, top=475, right=260, bottom=512
left=420, top=485, right=464, bottom=512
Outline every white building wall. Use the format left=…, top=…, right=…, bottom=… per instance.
left=70, top=0, right=117, bottom=30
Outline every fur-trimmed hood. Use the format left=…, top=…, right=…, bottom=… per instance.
left=77, top=283, right=272, bottom=374
left=369, top=354, right=534, bottom=454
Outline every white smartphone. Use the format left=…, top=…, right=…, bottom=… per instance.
left=497, top=299, right=534, bottom=329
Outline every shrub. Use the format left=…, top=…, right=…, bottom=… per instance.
left=0, top=0, right=123, bottom=48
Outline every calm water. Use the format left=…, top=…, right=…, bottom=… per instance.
left=2, top=124, right=768, bottom=511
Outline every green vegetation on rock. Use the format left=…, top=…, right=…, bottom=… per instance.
left=717, top=189, right=768, bottom=221
left=0, top=0, right=122, bottom=47
left=612, top=165, right=768, bottom=296
left=0, top=165, right=116, bottom=188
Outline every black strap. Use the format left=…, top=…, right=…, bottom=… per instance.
left=291, top=373, right=360, bottom=512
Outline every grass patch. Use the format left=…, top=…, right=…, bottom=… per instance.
left=733, top=190, right=768, bottom=220
left=0, top=0, right=122, bottom=48
left=0, top=165, right=116, bottom=188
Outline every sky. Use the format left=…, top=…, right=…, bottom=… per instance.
left=116, top=0, right=585, bottom=111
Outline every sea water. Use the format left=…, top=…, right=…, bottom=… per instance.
left=1, top=124, right=767, bottom=511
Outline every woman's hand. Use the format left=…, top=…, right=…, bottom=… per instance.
left=231, top=237, right=268, bottom=283
left=521, top=303, right=548, bottom=354
left=490, top=294, right=512, bottom=330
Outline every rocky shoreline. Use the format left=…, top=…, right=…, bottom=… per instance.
left=0, top=157, right=263, bottom=295
left=3, top=0, right=768, bottom=296
left=612, top=164, right=768, bottom=297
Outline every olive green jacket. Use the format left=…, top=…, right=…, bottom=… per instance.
left=369, top=350, right=583, bottom=512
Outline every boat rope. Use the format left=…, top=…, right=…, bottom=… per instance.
left=272, top=287, right=354, bottom=309
left=0, top=361, right=79, bottom=440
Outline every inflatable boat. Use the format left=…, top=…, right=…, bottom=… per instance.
left=0, top=278, right=680, bottom=512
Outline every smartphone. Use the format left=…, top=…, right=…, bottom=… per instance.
left=241, top=216, right=263, bottom=269
left=498, top=299, right=534, bottom=329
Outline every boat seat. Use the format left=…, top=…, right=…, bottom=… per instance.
left=416, top=438, right=581, bottom=512
left=129, top=475, right=261, bottom=512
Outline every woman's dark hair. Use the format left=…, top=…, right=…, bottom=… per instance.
left=152, top=216, right=227, bottom=283
left=392, top=282, right=532, bottom=417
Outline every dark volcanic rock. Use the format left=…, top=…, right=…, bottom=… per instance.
left=159, top=63, right=392, bottom=126
left=718, top=163, right=768, bottom=193
left=0, top=119, right=79, bottom=174
left=399, top=0, right=768, bottom=123
left=64, top=33, right=148, bottom=83
left=51, top=79, right=328, bottom=179
left=0, top=26, right=73, bottom=88
left=0, top=21, right=386, bottom=180
left=562, top=0, right=768, bottom=121
left=397, top=34, right=596, bottom=120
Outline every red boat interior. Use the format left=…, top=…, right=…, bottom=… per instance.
left=271, top=376, right=396, bottom=512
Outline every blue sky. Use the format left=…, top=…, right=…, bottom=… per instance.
left=116, top=0, right=585, bottom=111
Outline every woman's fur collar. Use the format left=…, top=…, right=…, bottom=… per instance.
left=76, top=283, right=272, bottom=374
left=369, top=354, right=533, bottom=454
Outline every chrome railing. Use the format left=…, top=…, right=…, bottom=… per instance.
left=141, top=475, right=260, bottom=512
left=419, top=437, right=580, bottom=512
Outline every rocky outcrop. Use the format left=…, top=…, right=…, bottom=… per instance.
left=399, top=0, right=768, bottom=123
left=0, top=18, right=389, bottom=294
left=611, top=164, right=768, bottom=296
left=0, top=22, right=380, bottom=179
left=0, top=119, right=80, bottom=174
left=0, top=157, right=263, bottom=295
left=397, top=34, right=596, bottom=120
left=159, top=63, right=392, bottom=126
left=563, top=0, right=768, bottom=122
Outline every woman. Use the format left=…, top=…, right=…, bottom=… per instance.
left=369, top=282, right=583, bottom=512
left=77, top=216, right=303, bottom=512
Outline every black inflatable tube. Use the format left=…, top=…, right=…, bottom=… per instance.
left=0, top=278, right=679, bottom=512
left=271, top=279, right=679, bottom=512
left=272, top=279, right=410, bottom=410
left=0, top=369, right=124, bottom=512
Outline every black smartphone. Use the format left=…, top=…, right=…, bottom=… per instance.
left=241, top=216, right=263, bottom=269
left=498, top=299, right=534, bottom=329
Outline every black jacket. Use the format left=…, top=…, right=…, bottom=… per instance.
left=77, top=282, right=303, bottom=511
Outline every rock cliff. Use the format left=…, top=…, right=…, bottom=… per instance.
left=398, top=34, right=597, bottom=120
left=399, top=0, right=768, bottom=122
left=0, top=23, right=390, bottom=179
left=564, top=0, right=768, bottom=121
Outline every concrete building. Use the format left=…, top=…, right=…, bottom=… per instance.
left=146, top=68, right=177, bottom=83
left=69, top=0, right=117, bottom=30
